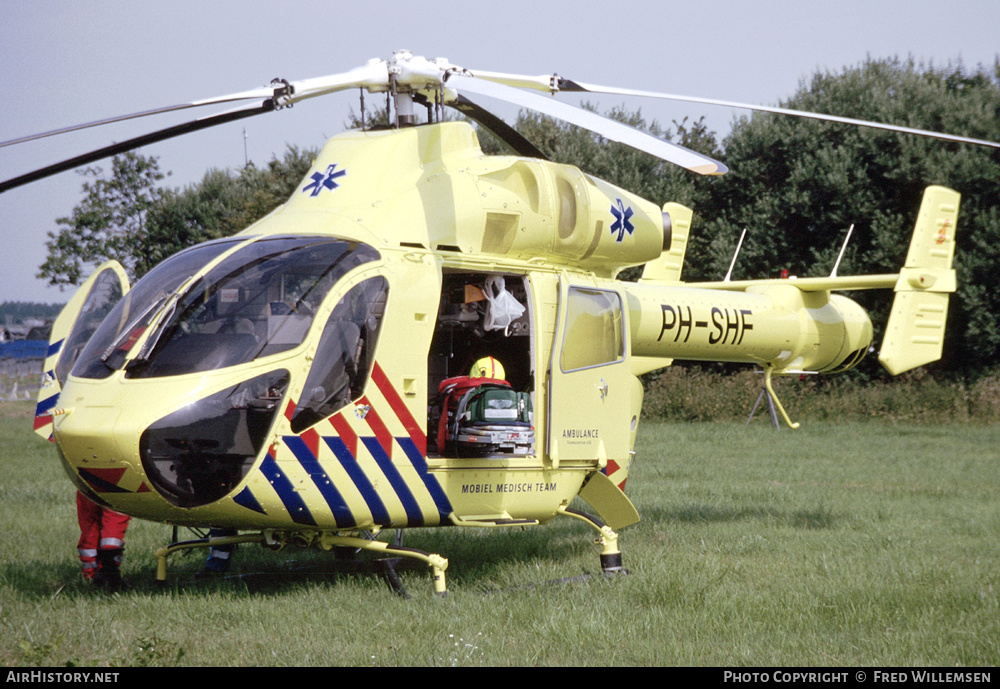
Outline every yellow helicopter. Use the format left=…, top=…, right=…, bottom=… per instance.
left=5, top=51, right=997, bottom=595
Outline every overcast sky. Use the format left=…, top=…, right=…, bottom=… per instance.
left=1, top=0, right=998, bottom=304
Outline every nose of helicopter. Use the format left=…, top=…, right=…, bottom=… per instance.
left=52, top=368, right=288, bottom=518
left=52, top=398, right=138, bottom=503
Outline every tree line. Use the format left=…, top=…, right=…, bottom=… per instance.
left=0, top=302, right=64, bottom=324
left=38, top=57, right=1000, bottom=379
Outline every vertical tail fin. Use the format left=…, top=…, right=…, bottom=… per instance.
left=878, top=186, right=960, bottom=375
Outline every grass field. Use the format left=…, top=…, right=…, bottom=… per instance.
left=1, top=400, right=997, bottom=667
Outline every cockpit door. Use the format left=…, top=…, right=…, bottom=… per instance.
left=35, top=261, right=129, bottom=439
left=547, top=275, right=631, bottom=467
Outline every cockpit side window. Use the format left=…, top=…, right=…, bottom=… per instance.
left=56, top=267, right=125, bottom=385
left=290, top=276, right=388, bottom=433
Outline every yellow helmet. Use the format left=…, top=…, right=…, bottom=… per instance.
left=470, top=356, right=505, bottom=380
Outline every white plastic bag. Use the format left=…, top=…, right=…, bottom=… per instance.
left=482, top=276, right=524, bottom=333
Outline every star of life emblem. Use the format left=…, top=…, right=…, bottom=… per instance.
left=610, top=198, right=635, bottom=242
left=302, top=164, right=347, bottom=197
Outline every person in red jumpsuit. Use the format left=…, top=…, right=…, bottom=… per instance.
left=76, top=491, right=131, bottom=590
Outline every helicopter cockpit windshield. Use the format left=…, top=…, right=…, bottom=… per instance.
left=70, top=236, right=380, bottom=380
left=73, top=236, right=383, bottom=510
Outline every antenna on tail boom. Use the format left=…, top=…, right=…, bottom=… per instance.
left=724, top=229, right=747, bottom=282
left=830, top=224, right=855, bottom=278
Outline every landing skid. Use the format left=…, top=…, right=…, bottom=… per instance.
left=154, top=528, right=447, bottom=596
left=154, top=508, right=626, bottom=597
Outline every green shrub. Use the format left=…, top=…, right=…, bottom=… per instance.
left=642, top=366, right=1000, bottom=425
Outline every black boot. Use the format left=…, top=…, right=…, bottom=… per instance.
left=93, top=548, right=125, bottom=591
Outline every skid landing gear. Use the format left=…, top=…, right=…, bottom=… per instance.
left=317, top=532, right=448, bottom=597
left=155, top=513, right=625, bottom=596
left=155, top=532, right=265, bottom=581
left=154, top=529, right=449, bottom=597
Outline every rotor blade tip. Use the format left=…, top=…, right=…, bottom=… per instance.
left=692, top=162, right=729, bottom=175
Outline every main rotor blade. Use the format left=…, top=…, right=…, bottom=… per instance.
left=556, top=79, right=1000, bottom=150
left=0, top=61, right=393, bottom=194
left=445, top=73, right=728, bottom=175
left=447, top=94, right=548, bottom=160
left=0, top=86, right=283, bottom=150
left=0, top=101, right=274, bottom=194
left=1, top=62, right=391, bottom=150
